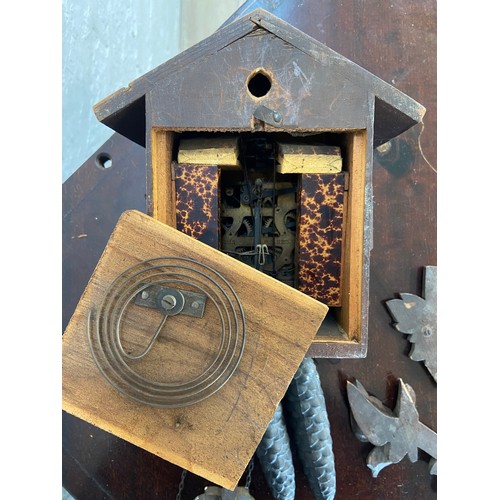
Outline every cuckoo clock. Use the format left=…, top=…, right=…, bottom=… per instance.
left=62, top=8, right=425, bottom=490
left=93, top=9, right=424, bottom=358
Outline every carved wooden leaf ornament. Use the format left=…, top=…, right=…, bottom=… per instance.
left=386, top=266, right=437, bottom=382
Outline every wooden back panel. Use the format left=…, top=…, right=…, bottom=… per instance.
left=62, top=210, right=328, bottom=489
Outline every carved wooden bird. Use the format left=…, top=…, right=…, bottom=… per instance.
left=347, top=378, right=437, bottom=477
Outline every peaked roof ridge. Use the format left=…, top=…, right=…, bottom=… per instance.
left=250, top=11, right=425, bottom=123
left=94, top=9, right=271, bottom=122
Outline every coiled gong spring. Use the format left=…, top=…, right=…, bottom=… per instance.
left=87, top=257, right=245, bottom=407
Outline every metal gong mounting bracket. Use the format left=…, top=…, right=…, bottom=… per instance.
left=135, top=285, right=207, bottom=318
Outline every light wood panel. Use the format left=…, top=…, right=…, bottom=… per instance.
left=338, top=130, right=366, bottom=342
left=277, top=143, right=342, bottom=174
left=151, top=129, right=176, bottom=226
left=178, top=137, right=240, bottom=167
left=62, top=210, right=327, bottom=489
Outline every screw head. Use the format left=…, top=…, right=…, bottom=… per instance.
left=141, top=290, right=149, bottom=299
left=423, top=326, right=433, bottom=337
left=161, top=295, right=177, bottom=310
left=273, top=111, right=282, bottom=122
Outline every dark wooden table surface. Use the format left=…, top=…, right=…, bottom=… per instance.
left=62, top=1, right=436, bottom=498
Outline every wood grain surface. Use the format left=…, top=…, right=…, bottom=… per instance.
left=178, top=137, right=240, bottom=167
left=62, top=210, right=327, bottom=490
left=151, top=129, right=176, bottom=226
left=277, top=143, right=342, bottom=174
left=62, top=1, right=436, bottom=498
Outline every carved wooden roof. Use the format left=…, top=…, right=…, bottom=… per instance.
left=94, top=9, right=424, bottom=148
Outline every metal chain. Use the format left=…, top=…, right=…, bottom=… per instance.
left=175, top=459, right=254, bottom=498
left=175, top=469, right=187, bottom=500
left=244, top=457, right=255, bottom=491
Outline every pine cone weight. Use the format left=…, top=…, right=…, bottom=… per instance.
left=256, top=402, right=296, bottom=500
left=284, top=358, right=336, bottom=500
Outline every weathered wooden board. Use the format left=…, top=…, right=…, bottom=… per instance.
left=148, top=27, right=369, bottom=133
left=62, top=210, right=327, bottom=489
left=94, top=10, right=424, bottom=146
left=277, top=143, right=342, bottom=174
